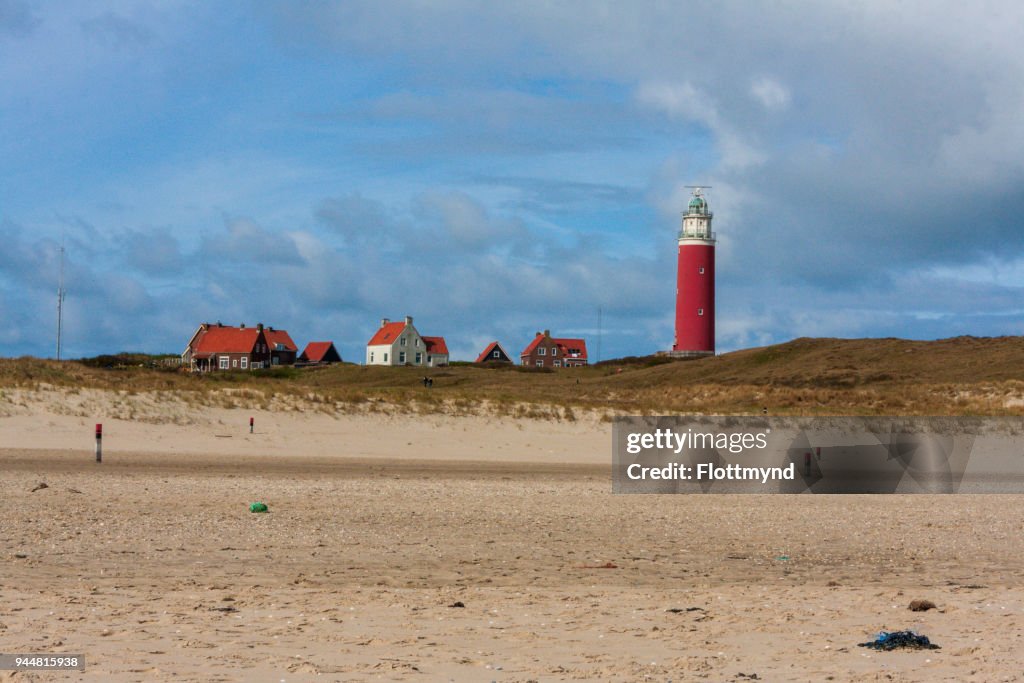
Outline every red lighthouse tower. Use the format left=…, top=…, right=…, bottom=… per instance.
left=672, top=188, right=715, bottom=356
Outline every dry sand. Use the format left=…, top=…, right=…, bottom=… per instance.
left=2, top=397, right=1024, bottom=681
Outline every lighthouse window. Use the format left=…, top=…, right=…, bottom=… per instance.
left=699, top=267, right=705, bottom=274
left=698, top=308, right=704, bottom=316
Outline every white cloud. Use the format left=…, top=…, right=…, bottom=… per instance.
left=635, top=81, right=766, bottom=169
left=750, top=77, right=790, bottom=111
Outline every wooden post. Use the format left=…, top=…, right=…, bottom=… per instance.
left=249, top=416, right=254, bottom=434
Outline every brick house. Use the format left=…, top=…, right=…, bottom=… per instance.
left=520, top=330, right=588, bottom=368
left=264, top=327, right=298, bottom=366
left=182, top=322, right=270, bottom=372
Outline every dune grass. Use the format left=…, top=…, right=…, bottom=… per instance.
left=3, top=335, right=1024, bottom=416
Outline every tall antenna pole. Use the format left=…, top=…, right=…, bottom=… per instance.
left=56, top=242, right=66, bottom=361
left=597, top=305, right=602, bottom=364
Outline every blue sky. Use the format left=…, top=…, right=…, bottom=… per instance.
left=3, top=1, right=1024, bottom=361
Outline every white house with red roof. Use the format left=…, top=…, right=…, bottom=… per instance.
left=365, top=316, right=449, bottom=367
left=520, top=330, right=588, bottom=368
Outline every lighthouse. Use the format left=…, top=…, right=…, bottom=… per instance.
left=672, top=188, right=715, bottom=356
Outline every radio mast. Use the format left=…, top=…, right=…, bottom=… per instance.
left=56, top=243, right=66, bottom=361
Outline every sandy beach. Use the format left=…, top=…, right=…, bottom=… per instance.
left=2, top=398, right=1024, bottom=681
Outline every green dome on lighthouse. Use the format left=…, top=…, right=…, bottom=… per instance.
left=687, top=194, right=709, bottom=215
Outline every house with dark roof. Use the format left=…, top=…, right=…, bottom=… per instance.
left=182, top=322, right=272, bottom=372
left=365, top=316, right=449, bottom=367
left=520, top=330, right=588, bottom=368
left=475, top=341, right=513, bottom=364
left=299, top=341, right=342, bottom=365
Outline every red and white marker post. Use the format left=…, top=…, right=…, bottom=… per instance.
left=95, top=423, right=102, bottom=463
left=249, top=416, right=254, bottom=434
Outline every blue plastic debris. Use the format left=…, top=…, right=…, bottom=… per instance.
left=859, top=630, right=940, bottom=651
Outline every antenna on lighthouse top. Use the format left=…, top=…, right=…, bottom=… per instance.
left=684, top=185, right=712, bottom=208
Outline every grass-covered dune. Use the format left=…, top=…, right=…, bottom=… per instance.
left=3, top=336, right=1024, bottom=416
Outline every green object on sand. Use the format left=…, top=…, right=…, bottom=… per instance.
left=249, top=502, right=268, bottom=513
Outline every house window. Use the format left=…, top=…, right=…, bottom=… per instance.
left=400, top=337, right=407, bottom=346
left=492, top=350, right=500, bottom=358
left=553, top=360, right=561, bottom=367
left=699, top=267, right=705, bottom=274
left=240, top=357, right=248, bottom=370
left=536, top=359, right=544, bottom=366
left=538, top=348, right=546, bottom=356
left=219, top=356, right=229, bottom=370
left=415, top=338, right=420, bottom=347
left=415, top=352, right=422, bottom=364
left=697, top=308, right=704, bottom=316
left=232, top=359, right=238, bottom=368
left=399, top=351, right=406, bottom=363
left=552, top=347, right=557, bottom=356
left=272, top=357, right=279, bottom=365
left=370, top=352, right=374, bottom=363
left=383, top=352, right=389, bottom=362
left=427, top=355, right=433, bottom=366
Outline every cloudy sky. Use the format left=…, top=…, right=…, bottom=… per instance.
left=3, top=1, right=1024, bottom=361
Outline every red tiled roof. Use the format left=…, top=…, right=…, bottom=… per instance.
left=194, top=326, right=262, bottom=354
left=475, top=341, right=509, bottom=363
left=555, top=338, right=588, bottom=360
left=368, top=321, right=407, bottom=346
left=520, top=333, right=588, bottom=360
left=520, top=333, right=545, bottom=357
left=265, top=328, right=297, bottom=352
left=422, top=336, right=448, bottom=356
left=300, top=342, right=331, bottom=362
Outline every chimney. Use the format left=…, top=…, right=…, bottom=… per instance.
left=381, top=318, right=390, bottom=328
left=217, top=321, right=222, bottom=327
left=404, top=315, right=413, bottom=325
left=240, top=323, right=245, bottom=329
left=544, top=329, right=550, bottom=337
left=257, top=323, right=263, bottom=331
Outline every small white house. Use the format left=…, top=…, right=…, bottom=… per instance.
left=365, top=316, right=449, bottom=367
